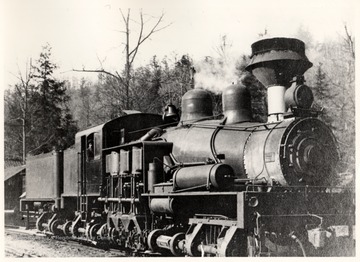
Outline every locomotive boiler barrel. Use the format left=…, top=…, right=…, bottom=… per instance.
left=163, top=117, right=338, bottom=187
left=244, top=118, right=338, bottom=186
left=173, top=163, right=234, bottom=190
left=162, top=121, right=253, bottom=177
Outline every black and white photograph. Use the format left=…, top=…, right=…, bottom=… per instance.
left=2, top=0, right=357, bottom=258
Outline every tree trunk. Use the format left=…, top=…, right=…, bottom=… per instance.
left=125, top=10, right=130, bottom=109
left=22, top=118, right=26, bottom=164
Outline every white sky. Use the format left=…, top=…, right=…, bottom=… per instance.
left=1, top=0, right=358, bottom=87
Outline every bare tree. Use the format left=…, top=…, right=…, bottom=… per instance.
left=5, top=60, right=36, bottom=163
left=213, top=34, right=233, bottom=65
left=343, top=24, right=355, bottom=59
left=5, top=46, right=78, bottom=161
left=74, top=9, right=171, bottom=110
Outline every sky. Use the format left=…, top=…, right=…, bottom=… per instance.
left=1, top=0, right=358, bottom=87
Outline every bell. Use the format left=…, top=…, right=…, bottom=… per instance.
left=163, top=104, right=179, bottom=123
left=165, top=104, right=177, bottom=117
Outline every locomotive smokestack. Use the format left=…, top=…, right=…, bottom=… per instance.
left=245, top=38, right=312, bottom=122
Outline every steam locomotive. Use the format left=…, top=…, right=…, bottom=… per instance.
left=20, top=38, right=355, bottom=256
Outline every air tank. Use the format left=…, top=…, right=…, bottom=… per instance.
left=173, top=163, right=234, bottom=190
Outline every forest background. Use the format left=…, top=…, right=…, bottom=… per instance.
left=3, top=9, right=355, bottom=185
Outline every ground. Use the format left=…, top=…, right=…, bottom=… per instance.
left=4, top=228, right=124, bottom=257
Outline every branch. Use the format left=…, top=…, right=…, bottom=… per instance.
left=129, top=12, right=172, bottom=64
left=72, top=68, right=124, bottom=83
left=96, top=54, right=107, bottom=68
left=5, top=117, right=24, bottom=123
left=344, top=24, right=355, bottom=59
left=129, top=10, right=145, bottom=66
left=27, top=133, right=55, bottom=155
left=120, top=8, right=130, bottom=26
left=108, top=78, right=123, bottom=96
left=113, top=30, right=127, bottom=34
left=114, top=71, right=127, bottom=86
left=9, top=71, right=23, bottom=83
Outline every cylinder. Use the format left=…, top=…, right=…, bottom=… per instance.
left=173, top=163, right=234, bottom=190
left=119, top=150, right=130, bottom=175
left=132, top=147, right=142, bottom=173
left=110, top=151, right=119, bottom=176
left=222, top=84, right=252, bottom=124
left=148, top=163, right=157, bottom=193
left=180, top=89, right=213, bottom=123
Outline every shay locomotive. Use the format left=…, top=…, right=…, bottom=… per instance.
left=20, top=38, right=355, bottom=256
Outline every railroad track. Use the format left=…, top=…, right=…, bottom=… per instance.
left=53, top=237, right=128, bottom=257
left=4, top=227, right=159, bottom=257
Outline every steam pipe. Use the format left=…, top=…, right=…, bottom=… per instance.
left=140, top=127, right=163, bottom=141
left=53, top=150, right=63, bottom=209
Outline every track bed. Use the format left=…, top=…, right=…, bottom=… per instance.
left=4, top=228, right=126, bottom=257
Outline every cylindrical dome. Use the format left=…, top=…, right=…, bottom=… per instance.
left=222, top=84, right=252, bottom=124
left=180, top=89, right=213, bottom=123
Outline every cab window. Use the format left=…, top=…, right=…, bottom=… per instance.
left=86, top=132, right=101, bottom=161
left=94, top=132, right=101, bottom=160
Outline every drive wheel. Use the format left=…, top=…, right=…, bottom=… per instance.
left=89, top=223, right=101, bottom=240
left=63, top=221, right=72, bottom=237
left=50, top=219, right=63, bottom=236
left=170, top=232, right=185, bottom=256
left=147, top=229, right=163, bottom=252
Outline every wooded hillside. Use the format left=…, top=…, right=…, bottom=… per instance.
left=4, top=26, right=355, bottom=180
